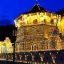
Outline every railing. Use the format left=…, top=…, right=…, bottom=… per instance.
left=0, top=50, right=64, bottom=64
left=15, top=40, right=64, bottom=52
left=0, top=53, right=13, bottom=61
left=0, top=40, right=64, bottom=64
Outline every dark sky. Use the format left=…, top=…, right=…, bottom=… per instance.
left=0, top=0, right=64, bottom=26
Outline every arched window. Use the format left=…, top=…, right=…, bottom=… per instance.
left=50, top=19, right=54, bottom=24
left=33, top=19, right=38, bottom=24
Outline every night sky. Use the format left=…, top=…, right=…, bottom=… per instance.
left=0, top=0, right=64, bottom=26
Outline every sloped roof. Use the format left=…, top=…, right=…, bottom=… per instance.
left=16, top=4, right=47, bottom=20
left=24, top=4, right=47, bottom=14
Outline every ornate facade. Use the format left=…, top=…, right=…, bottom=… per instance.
left=15, top=22, right=63, bottom=52
left=14, top=4, right=64, bottom=52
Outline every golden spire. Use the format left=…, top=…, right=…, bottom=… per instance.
left=35, top=0, right=40, bottom=11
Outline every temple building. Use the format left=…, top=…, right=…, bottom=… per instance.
left=0, top=2, right=64, bottom=64
left=14, top=3, right=64, bottom=53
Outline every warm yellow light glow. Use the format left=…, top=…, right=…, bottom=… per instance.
left=15, top=12, right=58, bottom=27
left=14, top=12, right=64, bottom=35
left=57, top=21, right=61, bottom=33
left=56, top=35, right=62, bottom=50
left=0, top=42, right=3, bottom=53
left=44, top=15, right=51, bottom=24
left=0, top=37, right=13, bottom=53
left=60, top=16, right=64, bottom=35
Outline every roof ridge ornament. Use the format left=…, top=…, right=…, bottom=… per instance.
left=35, top=0, right=41, bottom=11
left=36, top=0, right=37, bottom=1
